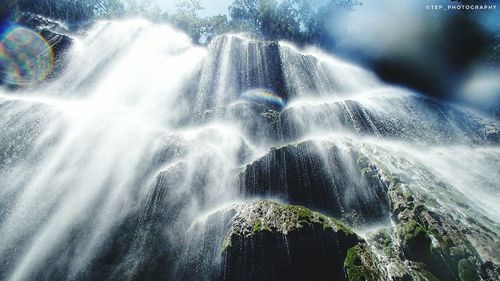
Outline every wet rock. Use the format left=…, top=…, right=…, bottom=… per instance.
left=190, top=35, right=499, bottom=146
left=226, top=101, right=282, bottom=145
left=343, top=244, right=381, bottom=281
left=16, top=12, right=73, bottom=80
left=386, top=177, right=500, bottom=281
left=224, top=91, right=499, bottom=147
left=278, top=95, right=500, bottom=145
left=397, top=220, right=432, bottom=262
left=73, top=166, right=189, bottom=281
left=238, top=140, right=389, bottom=225
left=17, top=12, right=69, bottom=33
left=193, top=35, right=287, bottom=121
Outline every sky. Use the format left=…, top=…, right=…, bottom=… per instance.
left=154, top=0, right=232, bottom=16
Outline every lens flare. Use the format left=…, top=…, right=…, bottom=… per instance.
left=0, top=24, right=54, bottom=86
left=241, top=88, right=285, bottom=109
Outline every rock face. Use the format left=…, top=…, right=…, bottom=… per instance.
left=193, top=35, right=288, bottom=121
left=386, top=176, right=500, bottom=281
left=236, top=140, right=500, bottom=281
left=238, top=141, right=389, bottom=224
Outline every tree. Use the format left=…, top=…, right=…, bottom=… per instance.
left=174, top=0, right=203, bottom=19
left=225, top=0, right=359, bottom=48
left=10, top=0, right=127, bottom=22
left=201, top=15, right=230, bottom=43
left=8, top=0, right=360, bottom=48
left=170, top=0, right=204, bottom=43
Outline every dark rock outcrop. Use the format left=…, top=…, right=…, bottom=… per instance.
left=238, top=141, right=390, bottom=225
left=218, top=200, right=366, bottom=281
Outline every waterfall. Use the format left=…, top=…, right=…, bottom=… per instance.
left=0, top=19, right=498, bottom=281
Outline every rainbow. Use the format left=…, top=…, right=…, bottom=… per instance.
left=241, top=88, right=285, bottom=108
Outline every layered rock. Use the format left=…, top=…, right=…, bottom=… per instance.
left=238, top=141, right=390, bottom=225
left=191, top=34, right=499, bottom=147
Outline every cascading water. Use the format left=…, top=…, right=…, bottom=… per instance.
left=0, top=19, right=498, bottom=281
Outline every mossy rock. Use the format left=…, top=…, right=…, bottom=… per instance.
left=219, top=200, right=364, bottom=281
left=344, top=245, right=380, bottom=281
left=221, top=200, right=356, bottom=250
left=458, top=258, right=480, bottom=281
left=385, top=175, right=495, bottom=281
left=397, top=220, right=432, bottom=262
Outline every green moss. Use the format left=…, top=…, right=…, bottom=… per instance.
left=345, top=247, right=362, bottom=267
left=251, top=201, right=354, bottom=235
left=343, top=245, right=379, bottom=281
left=345, top=267, right=365, bottom=281
left=403, top=191, right=414, bottom=202
left=252, top=219, right=271, bottom=233
left=398, top=220, right=430, bottom=247
left=458, top=259, right=480, bottom=281
left=397, top=220, right=433, bottom=263
left=253, top=219, right=262, bottom=232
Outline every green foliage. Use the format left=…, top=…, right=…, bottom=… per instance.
left=167, top=1, right=230, bottom=44
left=10, top=0, right=163, bottom=25
left=175, top=0, right=203, bottom=19
left=168, top=0, right=205, bottom=42
left=227, top=0, right=360, bottom=48
left=201, top=15, right=230, bottom=43
left=122, top=0, right=159, bottom=18
left=10, top=0, right=360, bottom=47
left=11, top=0, right=128, bottom=22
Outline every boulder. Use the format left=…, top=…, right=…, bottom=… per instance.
left=219, top=200, right=368, bottom=281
